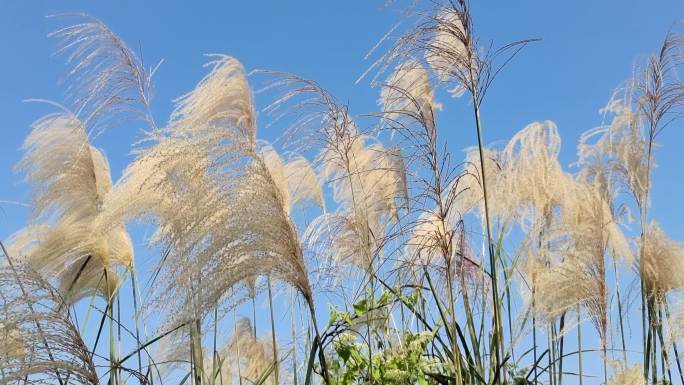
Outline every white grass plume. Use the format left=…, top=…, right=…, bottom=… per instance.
left=577, top=93, right=649, bottom=210
left=260, top=143, right=324, bottom=214
left=425, top=6, right=472, bottom=97
left=309, top=134, right=409, bottom=270
left=639, top=221, right=684, bottom=296
left=380, top=59, right=441, bottom=129
left=13, top=112, right=132, bottom=304
left=106, top=55, right=317, bottom=326
left=532, top=180, right=630, bottom=341
left=50, top=14, right=156, bottom=131
left=0, top=263, right=98, bottom=385
left=607, top=365, right=645, bottom=385
left=225, top=317, right=281, bottom=385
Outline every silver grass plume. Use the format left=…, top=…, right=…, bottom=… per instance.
left=484, top=122, right=633, bottom=342
left=0, top=263, right=98, bottom=385
left=380, top=59, right=441, bottom=130
left=532, top=180, right=631, bottom=342
left=378, top=56, right=484, bottom=305
left=451, top=121, right=566, bottom=229
left=308, top=133, right=409, bottom=271
left=424, top=6, right=474, bottom=97
left=499, top=121, right=566, bottom=226
left=262, top=74, right=408, bottom=274
left=104, top=55, right=317, bottom=326
left=577, top=92, right=649, bottom=212
left=12, top=112, right=132, bottom=303
left=151, top=327, right=191, bottom=380
left=367, top=1, right=536, bottom=103
left=260, top=143, right=324, bottom=214
left=50, top=14, right=157, bottom=132
left=639, top=221, right=684, bottom=297
left=607, top=365, right=645, bottom=385
left=223, top=317, right=285, bottom=385
left=404, top=209, right=481, bottom=291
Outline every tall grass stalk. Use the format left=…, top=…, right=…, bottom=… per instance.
left=267, top=277, right=280, bottom=385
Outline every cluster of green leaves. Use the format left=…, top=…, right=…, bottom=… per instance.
left=324, top=291, right=444, bottom=385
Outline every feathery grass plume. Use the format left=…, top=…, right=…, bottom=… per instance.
left=578, top=32, right=683, bottom=217
left=0, top=321, right=26, bottom=371
left=380, top=59, right=442, bottom=129
left=104, top=55, right=318, bottom=329
left=0, top=263, right=98, bottom=385
left=263, top=74, right=408, bottom=271
left=13, top=112, right=132, bottom=303
left=639, top=221, right=684, bottom=297
left=404, top=210, right=480, bottom=283
left=226, top=317, right=280, bottom=385
left=577, top=92, right=649, bottom=210
left=171, top=54, right=256, bottom=146
left=424, top=6, right=472, bottom=97
left=18, top=113, right=111, bottom=220
left=285, top=155, right=326, bottom=211
left=309, top=133, right=408, bottom=270
left=368, top=1, right=536, bottom=103
left=260, top=143, right=324, bottom=213
left=152, top=326, right=191, bottom=380
left=202, top=349, right=232, bottom=385
left=532, top=180, right=631, bottom=340
left=452, top=146, right=512, bottom=223
left=500, top=121, right=566, bottom=224
left=50, top=14, right=157, bottom=132
left=607, top=365, right=646, bottom=385
left=377, top=57, right=442, bottom=169
left=451, top=121, right=567, bottom=230
left=638, top=31, right=684, bottom=142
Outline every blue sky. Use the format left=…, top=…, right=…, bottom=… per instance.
left=2, top=1, right=683, bottom=235
left=1, top=1, right=683, bottom=383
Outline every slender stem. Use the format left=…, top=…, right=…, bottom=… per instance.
left=212, top=306, right=218, bottom=385
left=130, top=264, right=144, bottom=376
left=548, top=327, right=555, bottom=385
left=532, top=293, right=539, bottom=385
left=367, top=259, right=375, bottom=385
left=232, top=294, right=244, bottom=385
left=612, top=259, right=627, bottom=364
left=577, top=307, right=583, bottom=385
left=656, top=301, right=672, bottom=384
left=291, top=289, right=298, bottom=385
left=252, top=292, right=258, bottom=338
left=190, top=318, right=204, bottom=385
left=305, top=296, right=331, bottom=385
left=446, top=262, right=464, bottom=385
left=602, top=339, right=608, bottom=385
left=267, top=277, right=280, bottom=385
left=557, top=312, right=566, bottom=385
left=471, top=91, right=502, bottom=383
left=106, top=270, right=117, bottom=385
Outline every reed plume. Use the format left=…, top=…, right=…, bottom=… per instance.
left=12, top=112, right=132, bottom=304
left=0, top=263, right=98, bottom=385
left=639, top=221, right=684, bottom=297
left=224, top=317, right=282, bottom=385
left=50, top=14, right=156, bottom=132
left=532, top=180, right=631, bottom=340
left=104, top=55, right=317, bottom=326
left=607, top=365, right=646, bottom=385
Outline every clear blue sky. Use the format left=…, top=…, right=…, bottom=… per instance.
left=1, top=1, right=683, bottom=383
left=1, top=1, right=683, bottom=236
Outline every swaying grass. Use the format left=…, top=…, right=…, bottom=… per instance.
left=2, top=2, right=684, bottom=385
